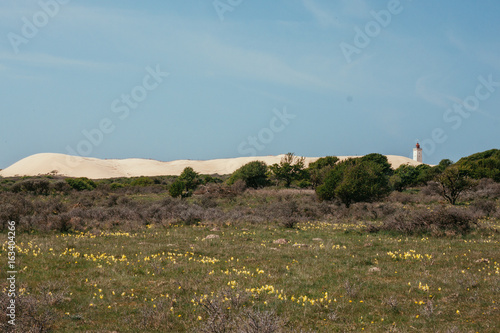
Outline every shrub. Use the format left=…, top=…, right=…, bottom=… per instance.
left=228, top=161, right=269, bottom=188
left=65, top=177, right=97, bottom=191
left=470, top=199, right=497, bottom=217
left=11, top=178, right=51, bottom=195
left=130, top=176, right=155, bottom=187
left=317, top=159, right=390, bottom=207
left=375, top=206, right=477, bottom=235
left=269, top=153, right=307, bottom=187
left=110, top=182, right=126, bottom=190
left=51, top=180, right=71, bottom=194
left=169, top=180, right=185, bottom=198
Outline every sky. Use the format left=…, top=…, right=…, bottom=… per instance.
left=1, top=0, right=499, bottom=169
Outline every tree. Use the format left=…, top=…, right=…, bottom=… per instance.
left=228, top=161, right=269, bottom=188
left=179, top=167, right=199, bottom=192
left=269, top=153, right=307, bottom=187
left=436, top=166, right=477, bottom=205
left=415, top=164, right=434, bottom=185
left=360, top=153, right=393, bottom=176
left=455, top=149, right=500, bottom=181
left=437, top=159, right=454, bottom=171
left=316, top=158, right=390, bottom=207
left=390, top=164, right=419, bottom=191
left=334, top=161, right=390, bottom=207
left=307, top=156, right=339, bottom=188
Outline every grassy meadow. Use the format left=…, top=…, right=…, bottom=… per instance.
left=1, top=183, right=499, bottom=332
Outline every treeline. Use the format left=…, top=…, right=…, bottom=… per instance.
left=1, top=149, right=499, bottom=208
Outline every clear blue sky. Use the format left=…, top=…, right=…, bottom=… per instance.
left=1, top=0, right=499, bottom=169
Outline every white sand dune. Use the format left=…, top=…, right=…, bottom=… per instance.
left=0, top=153, right=424, bottom=179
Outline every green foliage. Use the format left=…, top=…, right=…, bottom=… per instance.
left=360, top=153, right=393, bottom=176
left=200, top=174, right=222, bottom=185
left=390, top=164, right=419, bottom=191
left=179, top=167, right=199, bottom=191
left=110, top=182, right=126, bottom=190
left=414, top=164, right=435, bottom=184
left=335, top=161, right=391, bottom=207
left=65, top=177, right=97, bottom=191
left=316, top=158, right=390, bottom=207
left=437, top=159, right=454, bottom=171
left=307, top=156, right=339, bottom=188
left=130, top=176, right=155, bottom=187
left=269, top=153, right=307, bottom=187
left=228, top=161, right=269, bottom=188
left=169, top=180, right=185, bottom=198
left=436, top=166, right=477, bottom=205
left=455, top=149, right=500, bottom=181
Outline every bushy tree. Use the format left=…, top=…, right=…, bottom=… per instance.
left=390, top=164, right=419, bottom=191
left=415, top=164, right=434, bottom=184
left=307, top=156, right=339, bottom=188
left=436, top=166, right=477, bottom=205
left=179, top=167, right=199, bottom=191
left=335, top=161, right=391, bottom=207
left=316, top=158, right=390, bottom=207
left=228, top=161, right=269, bottom=188
left=360, top=153, right=393, bottom=176
left=269, top=153, right=307, bottom=187
left=455, top=149, right=500, bottom=181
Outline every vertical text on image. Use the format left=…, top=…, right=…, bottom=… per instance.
left=6, top=220, right=17, bottom=326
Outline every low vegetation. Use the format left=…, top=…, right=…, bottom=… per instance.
left=0, top=149, right=499, bottom=331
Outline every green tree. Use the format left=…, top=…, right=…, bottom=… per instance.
left=316, top=158, right=390, bottom=207
left=179, top=167, right=199, bottom=192
left=436, top=166, right=477, bottom=205
left=360, top=153, right=393, bottom=176
left=415, top=164, right=434, bottom=184
left=228, top=161, right=269, bottom=188
left=307, top=156, right=339, bottom=188
left=269, top=153, right=307, bottom=187
left=437, top=159, right=454, bottom=171
left=390, top=164, right=419, bottom=191
left=455, top=149, right=500, bottom=181
left=334, top=161, right=390, bottom=207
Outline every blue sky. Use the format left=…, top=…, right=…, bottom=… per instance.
left=1, top=0, right=499, bottom=169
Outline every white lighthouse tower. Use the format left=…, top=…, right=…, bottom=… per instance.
left=413, top=143, right=422, bottom=163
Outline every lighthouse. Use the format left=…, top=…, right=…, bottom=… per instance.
left=413, top=143, right=422, bottom=163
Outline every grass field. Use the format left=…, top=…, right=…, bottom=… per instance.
left=1, top=203, right=499, bottom=332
